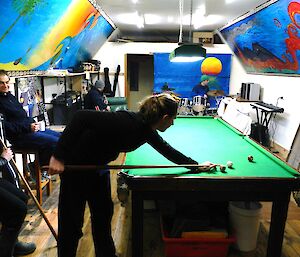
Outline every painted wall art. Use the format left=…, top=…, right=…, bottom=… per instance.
left=153, top=53, right=232, bottom=109
left=0, top=0, right=115, bottom=71
left=219, top=0, right=300, bottom=75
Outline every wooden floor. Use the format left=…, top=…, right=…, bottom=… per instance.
left=19, top=154, right=300, bottom=257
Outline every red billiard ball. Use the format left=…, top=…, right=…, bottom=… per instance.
left=248, top=155, right=254, bottom=162
left=220, top=165, right=226, bottom=172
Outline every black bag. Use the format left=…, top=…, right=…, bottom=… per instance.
left=250, top=123, right=270, bottom=147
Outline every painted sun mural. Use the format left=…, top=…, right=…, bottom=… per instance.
left=219, top=0, right=300, bottom=75
left=153, top=53, right=232, bottom=108
left=0, top=0, right=115, bottom=71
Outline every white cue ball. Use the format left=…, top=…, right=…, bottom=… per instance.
left=227, top=161, right=233, bottom=168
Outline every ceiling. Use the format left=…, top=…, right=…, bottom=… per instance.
left=97, top=0, right=270, bottom=42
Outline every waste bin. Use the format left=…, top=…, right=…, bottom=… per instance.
left=228, top=201, right=262, bottom=252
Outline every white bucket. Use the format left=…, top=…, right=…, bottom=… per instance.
left=228, top=201, right=262, bottom=252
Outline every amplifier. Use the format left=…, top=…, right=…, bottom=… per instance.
left=51, top=91, right=82, bottom=125
left=240, top=83, right=260, bottom=101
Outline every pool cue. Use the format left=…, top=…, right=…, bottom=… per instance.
left=0, top=138, right=58, bottom=242
left=42, top=163, right=218, bottom=171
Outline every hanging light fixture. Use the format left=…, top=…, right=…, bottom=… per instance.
left=169, top=43, right=206, bottom=62
left=169, top=0, right=206, bottom=62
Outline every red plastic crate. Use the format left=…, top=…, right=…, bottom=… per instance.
left=161, top=218, right=236, bottom=257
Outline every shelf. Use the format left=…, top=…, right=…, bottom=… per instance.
left=40, top=72, right=86, bottom=77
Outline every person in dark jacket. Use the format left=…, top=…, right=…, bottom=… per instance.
left=0, top=70, right=60, bottom=167
left=84, top=79, right=110, bottom=111
left=0, top=147, right=36, bottom=257
left=48, top=93, right=215, bottom=257
left=192, top=74, right=210, bottom=97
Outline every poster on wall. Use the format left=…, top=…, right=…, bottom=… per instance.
left=219, top=0, right=300, bottom=76
left=0, top=0, right=115, bottom=71
left=153, top=53, right=232, bottom=108
left=16, top=77, right=47, bottom=122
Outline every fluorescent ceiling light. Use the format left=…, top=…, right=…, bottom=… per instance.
left=181, top=14, right=192, bottom=25
left=226, top=0, right=237, bottom=3
left=116, top=12, right=144, bottom=28
left=169, top=44, right=206, bottom=62
left=144, top=14, right=162, bottom=25
left=194, top=15, right=224, bottom=29
left=132, top=0, right=139, bottom=3
left=137, top=15, right=144, bottom=28
left=195, top=4, right=206, bottom=16
left=116, top=13, right=139, bottom=25
left=167, top=16, right=174, bottom=23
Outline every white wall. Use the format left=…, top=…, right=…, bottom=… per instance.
left=230, top=54, right=300, bottom=150
left=94, top=42, right=300, bottom=150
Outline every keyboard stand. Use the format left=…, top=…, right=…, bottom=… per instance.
left=253, top=106, right=273, bottom=128
left=250, top=103, right=284, bottom=147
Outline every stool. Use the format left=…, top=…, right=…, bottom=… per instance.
left=13, top=148, right=52, bottom=205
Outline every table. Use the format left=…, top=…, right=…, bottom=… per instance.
left=121, top=116, right=300, bottom=257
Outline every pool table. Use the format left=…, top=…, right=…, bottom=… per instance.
left=121, top=116, right=300, bottom=257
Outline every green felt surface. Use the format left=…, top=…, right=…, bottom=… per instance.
left=125, top=116, right=298, bottom=178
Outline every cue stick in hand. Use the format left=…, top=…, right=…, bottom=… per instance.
left=0, top=138, right=58, bottom=242
left=42, top=163, right=218, bottom=172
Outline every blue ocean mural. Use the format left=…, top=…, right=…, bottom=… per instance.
left=220, top=0, right=300, bottom=75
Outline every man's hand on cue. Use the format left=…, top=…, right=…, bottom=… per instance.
left=187, top=161, right=217, bottom=173
left=48, top=156, right=65, bottom=175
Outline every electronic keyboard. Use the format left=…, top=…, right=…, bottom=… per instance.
left=251, top=102, right=284, bottom=113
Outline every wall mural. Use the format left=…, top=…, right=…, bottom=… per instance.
left=153, top=53, right=232, bottom=110
left=219, top=0, right=300, bottom=75
left=0, top=0, right=115, bottom=71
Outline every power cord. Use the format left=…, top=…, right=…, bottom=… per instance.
left=276, top=96, right=284, bottom=107
left=269, top=97, right=284, bottom=150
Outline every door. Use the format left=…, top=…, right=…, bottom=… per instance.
left=125, top=54, right=154, bottom=111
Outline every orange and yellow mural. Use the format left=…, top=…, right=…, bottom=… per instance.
left=0, top=0, right=115, bottom=71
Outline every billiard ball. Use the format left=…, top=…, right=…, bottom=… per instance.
left=226, top=161, right=233, bottom=168
left=220, top=165, right=226, bottom=172
left=248, top=155, right=254, bottom=162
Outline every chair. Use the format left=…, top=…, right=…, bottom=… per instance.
left=107, top=97, right=127, bottom=111
left=13, top=148, right=51, bottom=205
left=0, top=113, right=52, bottom=204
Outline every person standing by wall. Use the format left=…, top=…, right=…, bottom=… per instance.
left=84, top=79, right=110, bottom=111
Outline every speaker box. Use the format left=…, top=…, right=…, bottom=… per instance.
left=241, top=83, right=260, bottom=101
left=51, top=91, right=82, bottom=125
